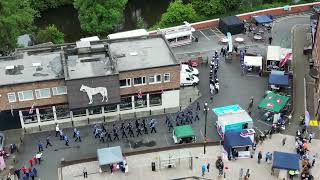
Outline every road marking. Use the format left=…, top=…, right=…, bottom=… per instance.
left=164, top=134, right=169, bottom=145
left=199, top=128, right=205, bottom=140
left=200, top=30, right=210, bottom=40
left=253, top=126, right=264, bottom=134
left=255, top=119, right=272, bottom=127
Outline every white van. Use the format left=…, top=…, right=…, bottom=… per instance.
left=180, top=73, right=199, bottom=86
left=181, top=64, right=199, bottom=76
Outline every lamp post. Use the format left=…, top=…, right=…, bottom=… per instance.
left=204, top=102, right=209, bottom=154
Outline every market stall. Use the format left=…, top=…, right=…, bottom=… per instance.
left=219, top=16, right=244, bottom=35
left=172, top=125, right=196, bottom=144
left=97, top=146, right=125, bottom=172
left=266, top=46, right=292, bottom=72
left=213, top=105, right=253, bottom=139
left=223, top=131, right=254, bottom=159
left=258, top=91, right=289, bottom=113
left=272, top=151, right=300, bottom=179
left=268, top=70, right=289, bottom=90
left=244, top=55, right=263, bottom=76
left=253, top=16, right=273, bottom=26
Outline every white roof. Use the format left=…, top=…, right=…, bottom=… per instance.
left=76, top=41, right=90, bottom=48
left=218, top=111, right=252, bottom=126
left=165, top=30, right=192, bottom=39
left=80, top=36, right=100, bottom=42
left=267, top=46, right=281, bottom=61
left=244, top=56, right=263, bottom=67
left=107, top=29, right=149, bottom=40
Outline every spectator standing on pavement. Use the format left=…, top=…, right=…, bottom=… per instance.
left=83, top=167, right=88, bottom=178
left=37, top=140, right=43, bottom=152
left=247, top=97, right=254, bottom=116
left=308, top=132, right=313, bottom=143
left=32, top=167, right=37, bottom=177
left=75, top=130, right=81, bottom=142
left=201, top=164, right=206, bottom=176
left=55, top=124, right=60, bottom=137
left=45, top=135, right=52, bottom=148
left=265, top=152, right=270, bottom=162
left=206, top=163, right=210, bottom=173
left=14, top=169, right=21, bottom=179
left=196, top=102, right=201, bottom=111
left=258, top=151, right=262, bottom=164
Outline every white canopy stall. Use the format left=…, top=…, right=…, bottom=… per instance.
left=266, top=46, right=292, bottom=72
left=244, top=55, right=263, bottom=76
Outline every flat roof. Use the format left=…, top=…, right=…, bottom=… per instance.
left=65, top=51, right=116, bottom=80
left=0, top=52, right=63, bottom=86
left=109, top=37, right=177, bottom=72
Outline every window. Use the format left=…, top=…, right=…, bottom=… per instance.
left=149, top=93, right=162, bottom=106
left=134, top=76, right=146, bottom=86
left=7, top=93, right=16, bottom=103
left=35, top=88, right=51, bottom=99
left=164, top=73, right=170, bottom=82
left=18, top=90, right=34, bottom=101
left=52, top=86, right=67, bottom=95
left=149, top=74, right=162, bottom=84
left=120, top=78, right=131, bottom=88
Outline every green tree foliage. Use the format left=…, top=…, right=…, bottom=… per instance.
left=157, top=0, right=199, bottom=28
left=30, top=0, right=72, bottom=11
left=0, top=0, right=36, bottom=53
left=221, top=0, right=242, bottom=12
left=36, top=25, right=65, bottom=44
left=136, top=17, right=146, bottom=29
left=74, top=0, right=128, bottom=34
left=191, top=0, right=225, bottom=17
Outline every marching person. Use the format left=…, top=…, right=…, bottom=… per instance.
left=121, top=123, right=128, bottom=139
left=75, top=130, right=81, bottom=142
left=149, top=119, right=157, bottom=133
left=136, top=124, right=143, bottom=137
left=99, top=131, right=106, bottom=142
left=73, top=127, right=77, bottom=138
left=142, top=120, right=148, bottom=134
left=64, top=135, right=69, bottom=146
left=45, top=135, right=52, bottom=148
left=127, top=122, right=135, bottom=137
left=247, top=96, right=254, bottom=116
left=37, top=140, right=43, bottom=152
left=59, top=129, right=64, bottom=140
left=194, top=111, right=200, bottom=121
left=113, top=125, right=119, bottom=141
left=106, top=130, right=112, bottom=142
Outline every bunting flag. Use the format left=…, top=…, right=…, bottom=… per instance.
left=29, top=102, right=35, bottom=114
left=137, top=90, right=142, bottom=99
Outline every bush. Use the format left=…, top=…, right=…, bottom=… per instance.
left=36, top=25, right=65, bottom=44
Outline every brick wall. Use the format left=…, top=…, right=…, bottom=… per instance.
left=313, top=17, right=320, bottom=118
left=150, top=2, right=320, bottom=35
left=0, top=80, right=67, bottom=111
left=119, top=65, right=180, bottom=95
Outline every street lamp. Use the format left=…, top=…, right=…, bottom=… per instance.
left=203, top=102, right=209, bottom=154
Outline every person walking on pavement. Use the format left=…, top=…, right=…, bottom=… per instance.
left=94, top=128, right=101, bottom=139
left=168, top=121, right=174, bottom=132
left=83, top=167, right=88, bottom=178
left=258, top=151, right=262, bottom=164
left=75, top=130, right=81, bottom=142
left=73, top=127, right=77, bottom=138
left=37, top=140, right=43, bottom=152
left=45, top=135, right=52, bottom=148
left=196, top=102, right=201, bottom=111
left=282, top=137, right=287, bottom=146
left=64, top=135, right=69, bottom=146
left=194, top=111, right=200, bottom=121
left=308, top=132, right=313, bottom=143
left=206, top=163, right=210, bottom=173
left=247, top=97, right=254, bottom=116
left=99, top=131, right=106, bottom=142
left=201, top=164, right=206, bottom=176
left=55, top=124, right=60, bottom=137
left=113, top=125, right=119, bottom=141
left=150, top=119, right=157, bottom=133
left=312, top=156, right=316, bottom=166
left=265, top=152, right=270, bottom=162
left=135, top=119, right=140, bottom=130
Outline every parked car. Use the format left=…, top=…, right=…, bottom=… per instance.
left=0, top=132, right=5, bottom=151
left=181, top=64, right=199, bottom=76
left=180, top=73, right=199, bottom=86
left=172, top=125, right=196, bottom=144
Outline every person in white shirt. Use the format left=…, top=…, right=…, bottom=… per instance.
left=55, top=124, right=60, bottom=137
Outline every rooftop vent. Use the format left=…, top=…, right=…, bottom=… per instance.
left=32, top=63, right=42, bottom=67
left=5, top=65, right=24, bottom=75
left=5, top=65, right=15, bottom=70
left=129, top=52, right=138, bottom=56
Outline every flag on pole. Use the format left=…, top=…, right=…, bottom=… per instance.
left=10, top=105, right=14, bottom=117
left=29, top=102, right=35, bottom=114
left=137, top=90, right=143, bottom=99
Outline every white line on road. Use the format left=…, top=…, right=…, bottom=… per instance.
left=255, top=119, right=272, bottom=127
left=199, top=128, right=205, bottom=140
left=200, top=30, right=210, bottom=40
left=164, top=134, right=169, bottom=145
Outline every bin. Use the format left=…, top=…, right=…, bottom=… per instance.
left=151, top=162, right=156, bottom=171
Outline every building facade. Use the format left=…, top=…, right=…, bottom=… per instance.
left=0, top=36, right=181, bottom=130
left=312, top=16, right=320, bottom=119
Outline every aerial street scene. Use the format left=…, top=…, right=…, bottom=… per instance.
left=1, top=0, right=320, bottom=180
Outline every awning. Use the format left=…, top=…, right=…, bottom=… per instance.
left=244, top=56, right=262, bottom=67
left=212, top=104, right=243, bottom=117
left=223, top=132, right=253, bottom=155
left=268, top=74, right=289, bottom=86
left=258, top=91, right=289, bottom=113
left=267, top=46, right=281, bottom=61
left=253, top=16, right=273, bottom=25
left=174, top=125, right=195, bottom=139
left=97, top=146, right=123, bottom=166
left=272, top=151, right=300, bottom=171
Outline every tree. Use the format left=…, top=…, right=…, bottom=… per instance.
left=74, top=0, right=128, bottom=34
left=136, top=17, right=146, bottom=29
left=0, top=0, right=36, bottom=53
left=221, top=0, right=242, bottom=12
left=30, top=0, right=72, bottom=11
left=191, top=0, right=225, bottom=17
left=157, top=0, right=199, bottom=28
left=36, top=25, right=65, bottom=44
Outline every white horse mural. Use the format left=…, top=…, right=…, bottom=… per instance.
left=80, top=85, right=108, bottom=104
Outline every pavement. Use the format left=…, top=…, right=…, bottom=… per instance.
left=60, top=133, right=320, bottom=180
left=0, top=13, right=315, bottom=180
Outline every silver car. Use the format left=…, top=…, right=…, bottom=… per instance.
left=0, top=132, right=4, bottom=151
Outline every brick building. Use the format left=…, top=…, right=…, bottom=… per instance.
left=312, top=16, right=320, bottom=119
left=0, top=36, right=180, bottom=130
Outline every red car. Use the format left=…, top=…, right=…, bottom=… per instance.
left=182, top=59, right=199, bottom=67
